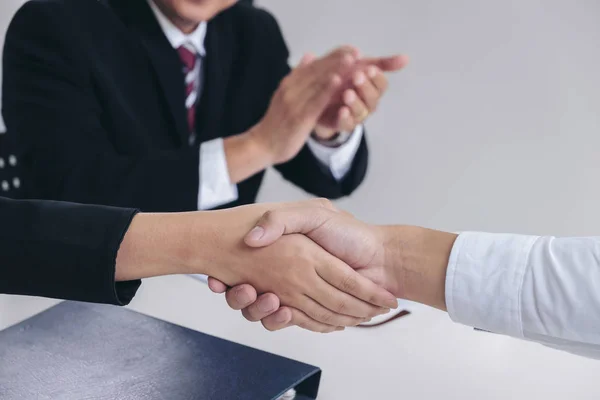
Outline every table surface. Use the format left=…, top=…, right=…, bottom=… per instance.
left=2, top=275, right=600, bottom=400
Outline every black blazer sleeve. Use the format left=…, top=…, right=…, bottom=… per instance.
left=255, top=8, right=369, bottom=199
left=2, top=3, right=200, bottom=212
left=0, top=197, right=140, bottom=305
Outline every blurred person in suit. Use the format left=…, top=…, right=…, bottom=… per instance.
left=2, top=0, right=406, bottom=212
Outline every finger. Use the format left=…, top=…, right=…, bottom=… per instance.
left=298, top=295, right=366, bottom=327
left=261, top=307, right=294, bottom=331
left=294, top=48, right=355, bottom=104
left=366, top=65, right=389, bottom=94
left=284, top=48, right=357, bottom=126
left=317, top=259, right=399, bottom=309
left=207, top=277, right=228, bottom=293
left=245, top=206, right=337, bottom=247
left=244, top=199, right=339, bottom=247
left=262, top=307, right=343, bottom=333
left=342, top=88, right=369, bottom=123
left=310, top=275, right=388, bottom=319
left=299, top=52, right=316, bottom=67
left=359, top=54, right=409, bottom=72
left=301, top=73, right=343, bottom=125
left=291, top=49, right=354, bottom=100
left=336, top=107, right=356, bottom=132
left=241, top=293, right=280, bottom=322
left=225, top=284, right=258, bottom=311
left=353, top=70, right=381, bottom=112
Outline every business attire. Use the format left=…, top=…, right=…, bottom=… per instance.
left=0, top=197, right=140, bottom=305
left=2, top=0, right=368, bottom=212
left=447, top=232, right=600, bottom=359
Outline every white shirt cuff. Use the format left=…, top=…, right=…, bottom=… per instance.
left=306, top=125, right=364, bottom=181
left=198, top=138, right=238, bottom=210
left=445, top=232, right=538, bottom=338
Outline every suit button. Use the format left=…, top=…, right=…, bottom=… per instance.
left=0, top=158, right=4, bottom=168
left=8, top=155, right=17, bottom=166
left=1, top=180, right=9, bottom=191
left=13, top=178, right=21, bottom=189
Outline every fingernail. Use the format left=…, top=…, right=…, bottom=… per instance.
left=258, top=297, right=276, bottom=313
left=368, top=66, right=378, bottom=78
left=336, top=327, right=345, bottom=331
left=247, top=226, right=265, bottom=242
left=354, top=72, right=365, bottom=86
left=378, top=308, right=391, bottom=316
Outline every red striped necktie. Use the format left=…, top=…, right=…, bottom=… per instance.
left=177, top=45, right=200, bottom=145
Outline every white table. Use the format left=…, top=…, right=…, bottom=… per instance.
left=2, top=275, right=600, bottom=400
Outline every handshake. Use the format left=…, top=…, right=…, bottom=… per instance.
left=118, top=199, right=457, bottom=334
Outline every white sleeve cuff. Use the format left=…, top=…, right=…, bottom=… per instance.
left=306, top=125, right=364, bottom=181
left=445, top=232, right=538, bottom=338
left=198, top=138, right=238, bottom=210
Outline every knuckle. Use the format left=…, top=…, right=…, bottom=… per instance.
left=340, top=274, right=358, bottom=292
left=280, top=75, right=292, bottom=89
left=281, top=90, right=294, bottom=109
left=368, top=294, right=380, bottom=305
left=314, top=198, right=334, bottom=210
left=317, top=311, right=334, bottom=324
left=335, top=301, right=347, bottom=314
left=261, top=209, right=277, bottom=225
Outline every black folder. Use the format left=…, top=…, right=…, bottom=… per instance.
left=0, top=302, right=321, bottom=399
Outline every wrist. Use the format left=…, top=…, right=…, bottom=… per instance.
left=379, top=225, right=457, bottom=310
left=245, top=125, right=276, bottom=166
left=223, top=128, right=273, bottom=183
left=115, top=213, right=201, bottom=281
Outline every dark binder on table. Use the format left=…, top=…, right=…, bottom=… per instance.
left=0, top=302, right=321, bottom=399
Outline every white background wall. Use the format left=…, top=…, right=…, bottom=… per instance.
left=2, top=1, right=600, bottom=399
left=255, top=0, right=600, bottom=238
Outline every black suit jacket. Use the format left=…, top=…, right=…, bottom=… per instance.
left=0, top=196, right=140, bottom=304
left=2, top=0, right=368, bottom=212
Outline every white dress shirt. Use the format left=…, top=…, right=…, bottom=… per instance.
left=446, top=232, right=600, bottom=359
left=148, top=0, right=363, bottom=210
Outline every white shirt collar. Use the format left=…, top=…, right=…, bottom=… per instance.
left=147, top=0, right=207, bottom=56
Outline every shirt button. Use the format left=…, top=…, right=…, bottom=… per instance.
left=13, top=177, right=21, bottom=189
left=8, top=155, right=17, bottom=166
left=1, top=181, right=9, bottom=192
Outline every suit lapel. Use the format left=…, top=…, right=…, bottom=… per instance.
left=111, top=0, right=189, bottom=146
left=195, top=17, right=235, bottom=142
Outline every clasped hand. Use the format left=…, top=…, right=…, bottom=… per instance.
left=201, top=199, right=400, bottom=333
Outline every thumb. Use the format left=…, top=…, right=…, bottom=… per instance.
left=244, top=207, right=334, bottom=248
